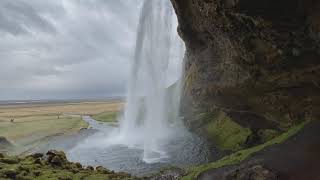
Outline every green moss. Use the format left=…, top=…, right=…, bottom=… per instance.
left=258, top=129, right=279, bottom=143
left=0, top=151, right=139, bottom=180
left=92, top=112, right=118, bottom=122
left=205, top=112, right=251, bottom=151
left=180, top=121, right=308, bottom=180
left=82, top=174, right=113, bottom=180
left=184, top=63, right=198, bottom=92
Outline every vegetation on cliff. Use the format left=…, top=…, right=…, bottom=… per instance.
left=171, top=0, right=320, bottom=151
left=203, top=112, right=251, bottom=151
left=180, top=121, right=308, bottom=180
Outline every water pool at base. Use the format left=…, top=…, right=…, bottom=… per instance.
left=65, top=116, right=210, bottom=176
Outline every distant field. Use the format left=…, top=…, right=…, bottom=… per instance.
left=92, top=111, right=118, bottom=122
left=0, top=101, right=123, bottom=118
left=0, top=101, right=123, bottom=154
left=0, top=115, right=87, bottom=143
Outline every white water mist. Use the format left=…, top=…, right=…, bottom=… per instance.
left=117, top=0, right=185, bottom=163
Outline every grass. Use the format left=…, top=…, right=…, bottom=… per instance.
left=0, top=115, right=88, bottom=147
left=0, top=101, right=123, bottom=118
left=205, top=112, right=251, bottom=151
left=180, top=121, right=308, bottom=180
left=0, top=151, right=137, bottom=180
left=0, top=101, right=123, bottom=140
left=91, top=112, right=118, bottom=122
left=0, top=101, right=124, bottom=154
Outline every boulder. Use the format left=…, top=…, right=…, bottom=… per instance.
left=96, top=166, right=111, bottom=174
left=0, top=157, right=19, bottom=164
left=45, top=150, right=68, bottom=166
left=0, top=151, right=139, bottom=180
left=1, top=168, right=17, bottom=179
left=198, top=164, right=279, bottom=180
left=151, top=167, right=185, bottom=180
left=0, top=137, right=12, bottom=149
left=226, top=165, right=279, bottom=180
left=86, top=166, right=94, bottom=171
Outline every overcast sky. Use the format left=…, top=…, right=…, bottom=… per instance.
left=0, top=0, right=143, bottom=100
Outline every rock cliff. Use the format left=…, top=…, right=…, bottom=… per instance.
left=170, top=0, right=320, bottom=151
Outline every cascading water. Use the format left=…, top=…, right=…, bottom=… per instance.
left=66, top=0, right=210, bottom=174
left=117, top=0, right=185, bottom=163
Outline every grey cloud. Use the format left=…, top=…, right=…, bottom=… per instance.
left=0, top=0, right=142, bottom=100
left=0, top=0, right=57, bottom=35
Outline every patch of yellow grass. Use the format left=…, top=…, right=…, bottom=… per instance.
left=0, top=101, right=123, bottom=119
left=0, top=115, right=88, bottom=144
left=0, top=101, right=123, bottom=152
left=91, top=112, right=118, bottom=122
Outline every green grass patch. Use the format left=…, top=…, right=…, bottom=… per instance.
left=258, top=129, right=280, bottom=143
left=205, top=112, right=251, bottom=151
left=0, top=115, right=89, bottom=148
left=181, top=121, right=308, bottom=180
left=91, top=112, right=118, bottom=122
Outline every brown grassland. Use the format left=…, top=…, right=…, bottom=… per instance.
left=0, top=101, right=123, bottom=154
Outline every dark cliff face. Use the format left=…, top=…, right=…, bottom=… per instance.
left=171, top=0, right=320, bottom=151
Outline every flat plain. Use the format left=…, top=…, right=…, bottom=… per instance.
left=0, top=101, right=123, bottom=153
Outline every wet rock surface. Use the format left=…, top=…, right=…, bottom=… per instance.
left=170, top=0, right=320, bottom=151
left=150, top=167, right=185, bottom=180
left=200, top=163, right=279, bottom=180
left=197, top=121, right=320, bottom=180
left=167, top=1, right=320, bottom=179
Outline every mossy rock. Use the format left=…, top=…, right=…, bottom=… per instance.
left=0, top=150, right=140, bottom=180
left=0, top=137, right=13, bottom=153
left=0, top=157, right=19, bottom=164
left=181, top=121, right=308, bottom=180
left=184, top=62, right=199, bottom=93
left=258, top=129, right=280, bottom=143
left=205, top=112, right=252, bottom=151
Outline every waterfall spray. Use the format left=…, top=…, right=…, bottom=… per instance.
left=118, top=0, right=185, bottom=163
left=67, top=0, right=210, bottom=172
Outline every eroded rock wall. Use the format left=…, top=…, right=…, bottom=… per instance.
left=171, top=0, right=320, bottom=151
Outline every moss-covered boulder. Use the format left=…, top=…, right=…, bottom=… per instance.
left=180, top=121, right=308, bottom=180
left=204, top=112, right=251, bottom=151
left=0, top=137, right=12, bottom=153
left=0, top=150, right=141, bottom=180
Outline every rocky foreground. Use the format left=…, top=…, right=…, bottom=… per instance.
left=1, top=121, right=319, bottom=180
left=0, top=150, right=140, bottom=180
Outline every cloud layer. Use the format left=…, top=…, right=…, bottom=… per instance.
left=0, top=0, right=142, bottom=100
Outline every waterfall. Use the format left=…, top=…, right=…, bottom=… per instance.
left=117, top=0, right=185, bottom=163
